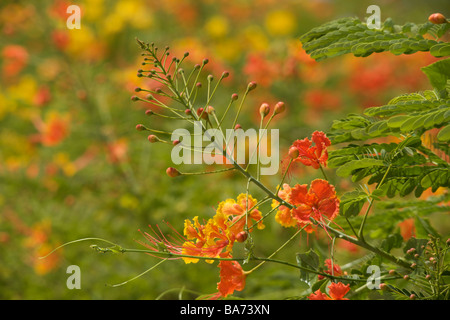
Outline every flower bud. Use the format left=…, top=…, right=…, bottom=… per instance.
left=185, top=109, right=192, bottom=116
left=379, top=283, right=387, bottom=291
left=184, top=51, right=189, bottom=58
left=235, top=231, right=248, bottom=243
left=222, top=71, right=230, bottom=78
left=428, top=13, right=447, bottom=24
left=197, top=107, right=208, bottom=119
left=259, top=103, right=270, bottom=118
left=131, top=95, right=139, bottom=101
left=234, top=124, right=242, bottom=130
left=288, top=147, right=299, bottom=159
left=231, top=93, right=238, bottom=101
left=145, top=110, right=154, bottom=116
left=135, top=87, right=142, bottom=92
left=403, top=275, right=410, bottom=280
left=274, top=101, right=285, bottom=115
left=207, top=106, right=215, bottom=114
left=148, top=135, right=159, bottom=143
left=166, top=167, right=181, bottom=178
left=203, top=58, right=209, bottom=65
left=136, top=124, right=146, bottom=131
left=389, top=269, right=396, bottom=276
left=173, top=140, right=180, bottom=146
left=409, top=294, right=416, bottom=300
left=247, top=81, right=257, bottom=91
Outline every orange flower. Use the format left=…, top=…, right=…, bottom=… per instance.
left=318, top=259, right=345, bottom=280
left=217, top=254, right=246, bottom=297
left=398, top=218, right=415, bottom=241
left=290, top=179, right=339, bottom=225
left=308, top=282, right=350, bottom=300
left=182, top=214, right=234, bottom=264
left=272, top=180, right=339, bottom=231
left=2, top=44, right=28, bottom=77
left=32, top=113, right=70, bottom=147
left=290, top=131, right=331, bottom=169
left=216, top=194, right=265, bottom=235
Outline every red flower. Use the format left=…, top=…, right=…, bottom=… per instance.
left=217, top=254, right=246, bottom=297
left=308, top=282, right=350, bottom=300
left=290, top=131, right=331, bottom=169
left=318, top=259, right=344, bottom=280
left=290, top=179, right=340, bottom=225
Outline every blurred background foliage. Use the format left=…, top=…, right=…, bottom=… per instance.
left=0, top=0, right=448, bottom=299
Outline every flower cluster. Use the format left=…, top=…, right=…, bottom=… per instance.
left=308, top=282, right=350, bottom=300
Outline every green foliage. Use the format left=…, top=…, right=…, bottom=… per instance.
left=300, top=17, right=450, bottom=61
left=300, top=15, right=449, bottom=300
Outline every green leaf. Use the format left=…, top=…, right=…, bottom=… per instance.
left=437, top=124, right=450, bottom=141
left=421, top=58, right=450, bottom=98
left=381, top=233, right=403, bottom=252
left=336, top=158, right=384, bottom=177
left=430, top=43, right=450, bottom=57
left=339, top=190, right=368, bottom=217
left=296, top=249, right=320, bottom=284
left=414, top=216, right=439, bottom=239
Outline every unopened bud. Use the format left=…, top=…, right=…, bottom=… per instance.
left=247, top=81, right=257, bottom=91
left=166, top=167, right=181, bottom=178
left=234, top=124, right=242, bottom=130
left=203, top=58, right=209, bottom=65
left=207, top=106, right=215, bottom=114
left=184, top=51, right=189, bottom=58
left=145, top=110, right=154, bottom=116
left=185, top=109, right=192, bottom=116
left=136, top=124, right=146, bottom=131
left=231, top=93, right=238, bottom=101
left=379, top=283, right=387, bottom=291
left=197, top=107, right=208, bottom=119
left=409, top=294, right=416, bottom=300
left=135, top=87, right=142, bottom=92
left=428, top=13, right=447, bottom=24
left=173, top=140, right=180, bottom=146
left=288, top=147, right=299, bottom=159
left=131, top=95, right=139, bottom=101
left=259, top=103, right=270, bottom=118
left=222, top=71, right=230, bottom=78
left=207, top=74, right=214, bottom=82
left=235, top=231, right=248, bottom=243
left=274, top=101, right=285, bottom=115
left=389, top=270, right=396, bottom=276
left=196, top=82, right=202, bottom=88
left=148, top=135, right=159, bottom=143
left=403, top=275, right=410, bottom=280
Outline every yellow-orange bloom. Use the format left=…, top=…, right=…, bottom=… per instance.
left=216, top=194, right=265, bottom=235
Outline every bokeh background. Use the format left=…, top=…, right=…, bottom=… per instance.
left=1, top=0, right=449, bottom=299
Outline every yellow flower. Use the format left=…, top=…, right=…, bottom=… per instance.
left=205, top=15, right=229, bottom=38
left=265, top=9, right=297, bottom=36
